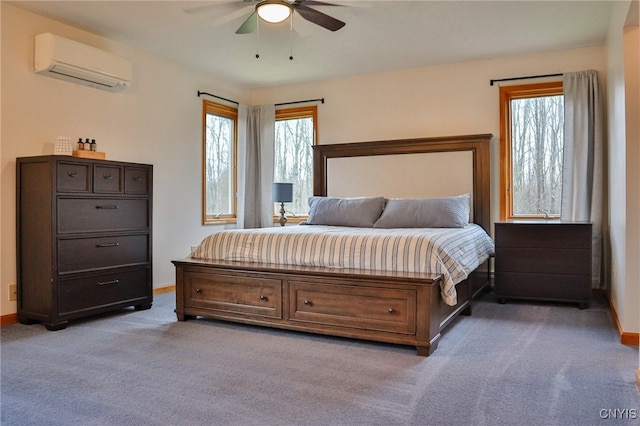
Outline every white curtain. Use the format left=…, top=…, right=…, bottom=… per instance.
left=237, top=105, right=275, bottom=229
left=561, top=70, right=604, bottom=288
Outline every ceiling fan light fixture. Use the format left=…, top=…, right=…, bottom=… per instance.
left=256, top=0, right=292, bottom=24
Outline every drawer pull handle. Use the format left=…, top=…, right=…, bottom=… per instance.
left=98, top=279, right=119, bottom=286
left=96, top=242, right=120, bottom=248
left=96, top=205, right=119, bottom=209
left=132, top=176, right=142, bottom=182
left=103, top=173, right=113, bottom=180
left=388, top=308, right=394, bottom=314
left=259, top=295, right=267, bottom=301
left=67, top=170, right=78, bottom=177
left=195, top=288, right=202, bottom=293
left=303, top=300, right=311, bottom=306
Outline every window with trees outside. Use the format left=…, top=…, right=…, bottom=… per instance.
left=273, top=106, right=317, bottom=221
left=499, top=81, right=564, bottom=220
left=202, top=100, right=237, bottom=225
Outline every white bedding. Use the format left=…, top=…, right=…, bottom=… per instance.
left=190, top=224, right=495, bottom=306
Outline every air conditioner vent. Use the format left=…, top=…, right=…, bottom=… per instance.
left=34, top=33, right=132, bottom=91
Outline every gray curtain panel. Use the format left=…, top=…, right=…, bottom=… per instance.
left=561, top=70, right=604, bottom=289
left=242, top=105, right=275, bottom=228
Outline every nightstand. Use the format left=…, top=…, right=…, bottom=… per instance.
left=494, top=221, right=592, bottom=308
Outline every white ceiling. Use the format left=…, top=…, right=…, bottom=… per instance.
left=10, top=0, right=617, bottom=89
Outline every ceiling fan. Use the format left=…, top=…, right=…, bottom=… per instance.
left=236, top=0, right=345, bottom=34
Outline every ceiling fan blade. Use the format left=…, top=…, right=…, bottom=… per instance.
left=294, top=4, right=345, bottom=31
left=236, top=11, right=258, bottom=34
left=294, top=0, right=343, bottom=7
left=211, top=5, right=255, bottom=27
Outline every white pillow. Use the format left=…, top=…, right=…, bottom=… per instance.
left=373, top=194, right=470, bottom=228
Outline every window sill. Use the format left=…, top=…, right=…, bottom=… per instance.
left=204, top=218, right=237, bottom=226
left=273, top=216, right=307, bottom=225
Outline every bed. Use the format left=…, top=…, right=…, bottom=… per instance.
left=173, top=133, right=493, bottom=356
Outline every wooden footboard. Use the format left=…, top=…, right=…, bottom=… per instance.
left=173, top=259, right=485, bottom=356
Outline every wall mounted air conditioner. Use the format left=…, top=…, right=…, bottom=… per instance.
left=34, top=33, right=132, bottom=91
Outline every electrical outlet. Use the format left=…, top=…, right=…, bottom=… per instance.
left=8, top=284, right=17, bottom=301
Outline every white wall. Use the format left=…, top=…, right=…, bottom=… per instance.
left=0, top=3, right=249, bottom=316
left=625, top=23, right=640, bottom=383
left=606, top=0, right=640, bottom=337
left=607, top=0, right=629, bottom=332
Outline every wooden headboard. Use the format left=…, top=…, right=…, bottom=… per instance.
left=313, top=134, right=492, bottom=233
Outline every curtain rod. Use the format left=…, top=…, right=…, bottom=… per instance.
left=197, top=91, right=324, bottom=108
left=197, top=90, right=239, bottom=105
left=275, top=98, right=324, bottom=107
left=490, top=73, right=563, bottom=86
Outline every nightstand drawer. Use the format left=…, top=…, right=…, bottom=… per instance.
left=495, top=223, right=591, bottom=249
left=495, top=272, right=591, bottom=302
left=495, top=247, right=590, bottom=275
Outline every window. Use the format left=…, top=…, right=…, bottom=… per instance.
left=202, top=100, right=237, bottom=225
left=273, top=106, right=317, bottom=220
left=500, top=82, right=564, bottom=220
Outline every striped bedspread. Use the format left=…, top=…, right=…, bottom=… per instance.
left=190, top=224, right=495, bottom=306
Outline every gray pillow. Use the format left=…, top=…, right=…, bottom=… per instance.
left=373, top=194, right=470, bottom=228
left=304, top=196, right=386, bottom=227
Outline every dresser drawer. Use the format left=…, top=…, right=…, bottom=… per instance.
left=289, top=281, right=416, bottom=334
left=58, top=268, right=150, bottom=315
left=125, top=166, right=151, bottom=194
left=58, top=198, right=149, bottom=233
left=93, top=164, right=122, bottom=193
left=58, top=234, right=149, bottom=274
left=185, top=271, right=282, bottom=319
left=57, top=162, right=90, bottom=192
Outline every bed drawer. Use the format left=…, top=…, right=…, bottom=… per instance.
left=184, top=271, right=282, bottom=319
left=288, top=281, right=416, bottom=334
left=58, top=198, right=149, bottom=233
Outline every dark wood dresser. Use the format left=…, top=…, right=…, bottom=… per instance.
left=494, top=221, right=592, bottom=308
left=16, top=155, right=153, bottom=330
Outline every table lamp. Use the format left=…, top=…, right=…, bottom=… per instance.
left=272, top=182, right=293, bottom=226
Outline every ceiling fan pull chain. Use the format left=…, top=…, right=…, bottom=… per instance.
left=255, top=17, right=260, bottom=59
left=289, top=12, right=294, bottom=60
